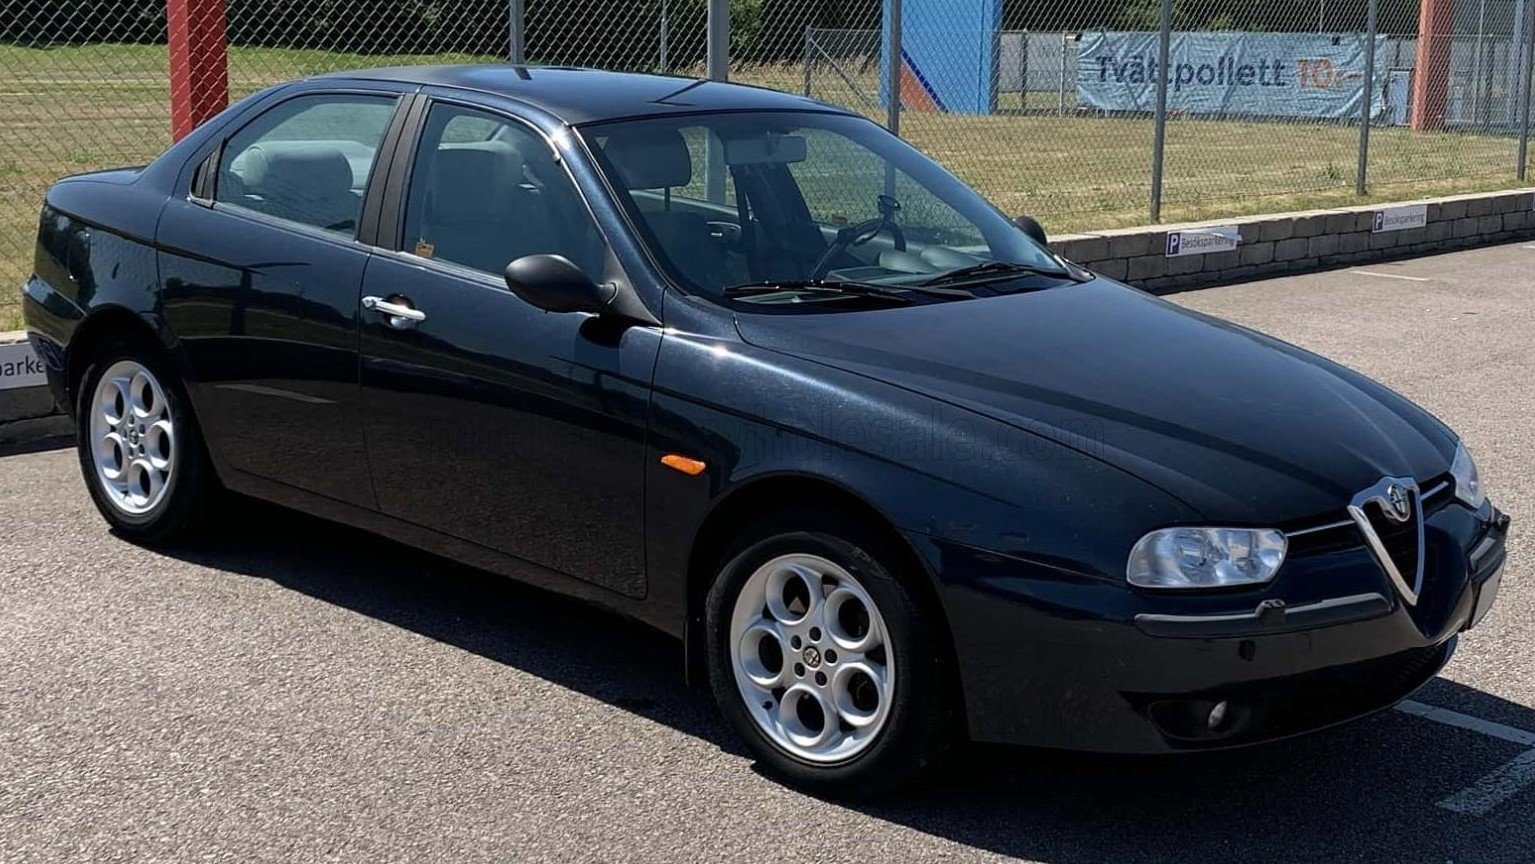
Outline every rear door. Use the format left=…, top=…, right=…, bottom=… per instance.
left=356, top=97, right=659, bottom=598
left=157, top=86, right=409, bottom=507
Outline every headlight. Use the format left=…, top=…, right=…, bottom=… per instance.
left=1126, top=526, right=1288, bottom=589
left=1451, top=441, right=1486, bottom=509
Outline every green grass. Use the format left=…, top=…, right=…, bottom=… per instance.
left=2, top=43, right=1530, bottom=330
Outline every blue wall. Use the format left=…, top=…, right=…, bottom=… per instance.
left=880, top=0, right=1001, bottom=115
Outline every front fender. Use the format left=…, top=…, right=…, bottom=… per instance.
left=643, top=325, right=1199, bottom=629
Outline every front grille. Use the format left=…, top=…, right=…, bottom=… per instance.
left=1243, top=641, right=1451, bottom=740
left=1286, top=519, right=1361, bottom=557
left=1140, top=641, right=1453, bottom=748
left=1285, top=474, right=1452, bottom=563
left=1359, top=491, right=1422, bottom=583
left=1420, top=476, right=1453, bottom=509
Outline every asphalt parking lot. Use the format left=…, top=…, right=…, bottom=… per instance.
left=3, top=242, right=1534, bottom=863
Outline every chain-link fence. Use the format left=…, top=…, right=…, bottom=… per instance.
left=4, top=0, right=1535, bottom=328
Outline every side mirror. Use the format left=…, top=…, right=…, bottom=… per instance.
left=1013, top=214, right=1048, bottom=246
left=504, top=254, right=616, bottom=314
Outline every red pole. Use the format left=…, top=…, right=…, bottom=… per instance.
left=167, top=0, right=229, bottom=141
left=1411, top=0, right=1456, bottom=131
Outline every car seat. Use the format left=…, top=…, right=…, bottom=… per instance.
left=601, top=128, right=728, bottom=293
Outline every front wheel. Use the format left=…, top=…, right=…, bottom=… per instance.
left=705, top=513, right=955, bottom=796
left=76, top=342, right=215, bottom=543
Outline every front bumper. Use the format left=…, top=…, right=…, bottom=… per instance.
left=916, top=500, right=1509, bottom=754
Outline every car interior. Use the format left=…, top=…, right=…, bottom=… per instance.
left=404, top=117, right=605, bottom=278
left=216, top=105, right=1040, bottom=302
left=222, top=139, right=375, bottom=233
left=600, top=128, right=735, bottom=291
left=592, top=123, right=1002, bottom=300
left=217, top=104, right=607, bottom=279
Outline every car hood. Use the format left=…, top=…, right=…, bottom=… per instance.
left=733, top=279, right=1456, bottom=524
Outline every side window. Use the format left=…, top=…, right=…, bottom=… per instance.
left=216, top=94, right=397, bottom=236
left=402, top=104, right=604, bottom=278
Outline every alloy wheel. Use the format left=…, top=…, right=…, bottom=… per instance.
left=88, top=359, right=176, bottom=517
left=728, top=553, right=895, bottom=764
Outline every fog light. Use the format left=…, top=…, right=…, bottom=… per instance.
left=1208, top=700, right=1229, bottom=730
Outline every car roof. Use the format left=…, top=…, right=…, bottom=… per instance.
left=310, top=65, right=856, bottom=125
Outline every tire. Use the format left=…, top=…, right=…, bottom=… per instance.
left=704, top=509, right=955, bottom=797
left=74, top=337, right=216, bottom=543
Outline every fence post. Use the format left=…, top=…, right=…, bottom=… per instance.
left=886, top=0, right=902, bottom=135
left=508, top=0, right=525, bottom=63
left=660, top=0, right=670, bottom=73
left=706, top=0, right=729, bottom=202
left=1472, top=0, right=1486, bottom=125
left=1019, top=30, right=1028, bottom=111
left=706, top=0, right=728, bottom=81
left=1356, top=0, right=1378, bottom=195
left=1057, top=32, right=1069, bottom=115
left=1413, top=0, right=1454, bottom=130
left=1520, top=0, right=1535, bottom=180
left=803, top=25, right=813, bottom=96
left=167, top=0, right=228, bottom=141
left=1149, top=0, right=1171, bottom=222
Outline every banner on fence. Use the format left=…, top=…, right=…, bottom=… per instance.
left=1077, top=31, right=1389, bottom=120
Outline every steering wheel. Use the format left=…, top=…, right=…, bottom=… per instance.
left=808, top=195, right=906, bottom=279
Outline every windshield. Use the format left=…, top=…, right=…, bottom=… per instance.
left=579, top=111, right=1068, bottom=307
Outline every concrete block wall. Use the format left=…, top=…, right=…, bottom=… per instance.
left=0, top=329, right=70, bottom=450
left=1048, top=189, right=1535, bottom=294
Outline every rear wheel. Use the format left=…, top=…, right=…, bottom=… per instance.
left=76, top=341, right=215, bottom=542
left=705, top=511, right=955, bottom=796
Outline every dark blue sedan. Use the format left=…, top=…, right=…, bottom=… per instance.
left=21, top=66, right=1508, bottom=796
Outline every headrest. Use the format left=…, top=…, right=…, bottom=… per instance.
left=235, top=143, right=354, bottom=199
left=426, top=142, right=523, bottom=224
left=602, top=128, right=692, bottom=190
left=513, top=135, right=560, bottom=181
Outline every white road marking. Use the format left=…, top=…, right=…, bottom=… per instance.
left=1397, top=700, right=1535, bottom=747
left=1437, top=749, right=1535, bottom=816
left=1351, top=269, right=1432, bottom=282
left=1396, top=700, right=1535, bottom=816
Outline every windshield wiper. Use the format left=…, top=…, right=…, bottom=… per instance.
left=920, top=260, right=1077, bottom=287
left=723, top=280, right=916, bottom=304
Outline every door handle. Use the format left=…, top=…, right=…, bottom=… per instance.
left=362, top=295, right=426, bottom=329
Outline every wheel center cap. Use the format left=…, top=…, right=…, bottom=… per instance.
left=802, top=646, right=822, bottom=668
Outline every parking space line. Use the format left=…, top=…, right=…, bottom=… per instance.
left=1351, top=269, right=1431, bottom=282
left=1397, top=700, right=1535, bottom=747
left=1397, top=700, right=1535, bottom=817
left=1437, top=749, right=1535, bottom=816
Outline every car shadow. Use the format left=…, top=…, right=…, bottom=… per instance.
left=159, top=496, right=1535, bottom=863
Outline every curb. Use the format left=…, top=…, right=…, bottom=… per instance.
left=0, top=414, right=74, bottom=457
left=1046, top=188, right=1535, bottom=293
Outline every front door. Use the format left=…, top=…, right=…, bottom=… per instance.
left=358, top=101, right=658, bottom=598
